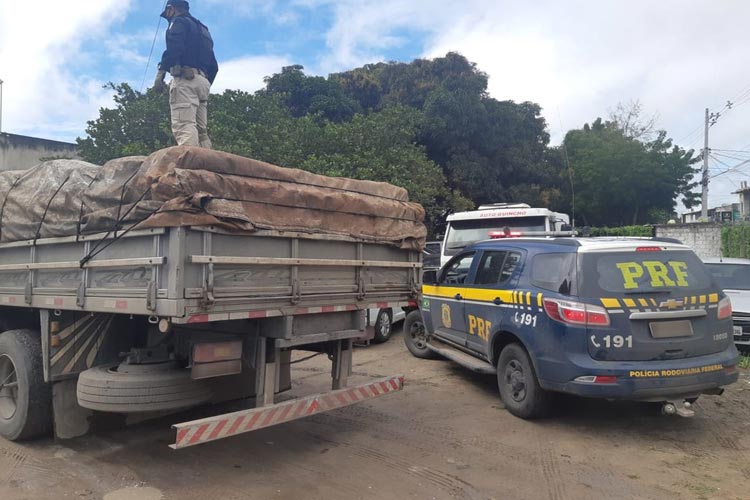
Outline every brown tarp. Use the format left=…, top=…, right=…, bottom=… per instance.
left=0, top=146, right=426, bottom=250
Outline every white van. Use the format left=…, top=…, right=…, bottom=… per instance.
left=440, top=203, right=571, bottom=266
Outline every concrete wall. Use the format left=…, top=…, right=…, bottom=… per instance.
left=0, top=133, right=79, bottom=171
left=655, top=223, right=722, bottom=259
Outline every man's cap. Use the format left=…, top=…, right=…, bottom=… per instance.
left=161, top=0, right=189, bottom=15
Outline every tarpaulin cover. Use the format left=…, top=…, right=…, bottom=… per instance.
left=0, top=146, right=426, bottom=250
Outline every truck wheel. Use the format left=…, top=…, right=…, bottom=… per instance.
left=77, top=362, right=212, bottom=413
left=403, top=311, right=438, bottom=359
left=497, top=343, right=551, bottom=419
left=0, top=329, right=53, bottom=441
left=372, top=309, right=393, bottom=343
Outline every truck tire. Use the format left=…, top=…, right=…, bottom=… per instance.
left=0, top=329, right=53, bottom=441
left=403, top=310, right=439, bottom=359
left=372, top=309, right=393, bottom=343
left=497, top=343, right=551, bottom=419
left=77, top=362, right=212, bottom=413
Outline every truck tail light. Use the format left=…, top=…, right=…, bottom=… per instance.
left=717, top=296, right=732, bottom=320
left=543, top=298, right=610, bottom=327
left=193, top=340, right=243, bottom=363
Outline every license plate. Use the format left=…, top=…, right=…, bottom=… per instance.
left=734, top=325, right=743, bottom=336
left=650, top=320, right=693, bottom=338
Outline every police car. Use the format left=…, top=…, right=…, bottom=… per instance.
left=404, top=237, right=740, bottom=419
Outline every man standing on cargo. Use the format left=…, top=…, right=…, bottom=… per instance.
left=153, top=0, right=218, bottom=149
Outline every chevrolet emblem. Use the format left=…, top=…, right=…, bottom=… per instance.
left=659, top=299, right=684, bottom=310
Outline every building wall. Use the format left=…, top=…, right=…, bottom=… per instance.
left=655, top=223, right=722, bottom=259
left=0, top=133, right=79, bottom=171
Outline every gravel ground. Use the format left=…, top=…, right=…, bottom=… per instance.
left=0, top=327, right=748, bottom=500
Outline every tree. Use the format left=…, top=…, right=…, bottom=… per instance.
left=335, top=53, right=558, bottom=211
left=77, top=83, right=173, bottom=164
left=295, top=106, right=470, bottom=233
left=262, top=65, right=361, bottom=122
left=608, top=100, right=658, bottom=141
left=563, top=118, right=698, bottom=226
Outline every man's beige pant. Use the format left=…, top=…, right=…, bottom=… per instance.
left=169, top=74, right=212, bottom=148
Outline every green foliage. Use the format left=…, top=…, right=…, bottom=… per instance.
left=77, top=54, right=694, bottom=239
left=293, top=106, right=463, bottom=232
left=721, top=225, right=750, bottom=258
left=334, top=53, right=560, bottom=210
left=563, top=118, right=698, bottom=227
left=263, top=65, right=361, bottom=122
left=589, top=226, right=654, bottom=237
left=77, top=83, right=173, bottom=164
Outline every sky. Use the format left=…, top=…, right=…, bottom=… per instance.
left=1, top=0, right=749, bottom=213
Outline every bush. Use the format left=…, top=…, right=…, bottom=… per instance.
left=721, top=225, right=750, bottom=258
left=588, top=225, right=654, bottom=237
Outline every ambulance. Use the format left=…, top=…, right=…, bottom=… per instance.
left=440, top=203, right=572, bottom=267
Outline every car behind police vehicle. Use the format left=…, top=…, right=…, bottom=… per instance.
left=404, top=237, right=740, bottom=419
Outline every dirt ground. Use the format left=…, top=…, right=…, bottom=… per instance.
left=0, top=328, right=749, bottom=500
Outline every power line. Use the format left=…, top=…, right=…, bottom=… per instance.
left=712, top=151, right=750, bottom=162
left=711, top=148, right=750, bottom=154
left=675, top=123, right=704, bottom=145
left=139, top=0, right=169, bottom=92
left=708, top=154, right=750, bottom=179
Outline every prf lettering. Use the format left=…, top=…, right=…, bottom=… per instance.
left=616, top=261, right=689, bottom=290
left=468, top=315, right=491, bottom=341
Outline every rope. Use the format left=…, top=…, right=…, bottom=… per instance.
left=34, top=174, right=71, bottom=244
left=139, top=0, right=169, bottom=92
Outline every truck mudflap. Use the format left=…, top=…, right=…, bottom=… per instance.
left=170, top=374, right=405, bottom=449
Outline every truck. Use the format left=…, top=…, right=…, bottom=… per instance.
left=0, top=146, right=423, bottom=449
left=440, top=203, right=572, bottom=267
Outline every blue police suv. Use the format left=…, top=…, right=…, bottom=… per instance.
left=404, top=237, right=740, bottom=419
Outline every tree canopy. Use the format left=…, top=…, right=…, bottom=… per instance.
left=77, top=53, right=697, bottom=235
left=561, top=117, right=698, bottom=226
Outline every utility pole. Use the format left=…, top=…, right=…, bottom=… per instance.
left=701, top=108, right=709, bottom=219
left=0, top=79, right=4, bottom=133
left=701, top=108, right=723, bottom=219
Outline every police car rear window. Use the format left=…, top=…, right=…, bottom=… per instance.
left=580, top=250, right=713, bottom=295
left=531, top=252, right=577, bottom=295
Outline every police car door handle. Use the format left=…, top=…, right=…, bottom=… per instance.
left=454, top=293, right=463, bottom=300
left=493, top=297, right=503, bottom=305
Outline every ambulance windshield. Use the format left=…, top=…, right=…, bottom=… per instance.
left=444, top=217, right=546, bottom=256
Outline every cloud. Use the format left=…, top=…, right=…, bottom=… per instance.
left=0, top=0, right=132, bottom=141
left=309, top=0, right=750, bottom=209
left=202, top=0, right=303, bottom=25
left=212, top=55, right=293, bottom=93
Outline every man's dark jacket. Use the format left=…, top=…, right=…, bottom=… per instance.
left=159, top=14, right=218, bottom=84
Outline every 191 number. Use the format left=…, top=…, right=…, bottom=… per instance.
left=514, top=312, right=537, bottom=327
left=591, top=335, right=633, bottom=349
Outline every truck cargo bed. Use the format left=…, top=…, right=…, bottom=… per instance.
left=0, top=226, right=420, bottom=322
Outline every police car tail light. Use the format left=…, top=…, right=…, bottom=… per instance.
left=717, top=296, right=732, bottom=320
left=574, top=375, right=617, bottom=384
left=543, top=298, right=610, bottom=327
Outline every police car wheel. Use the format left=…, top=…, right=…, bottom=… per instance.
left=372, top=309, right=393, bottom=343
left=497, top=343, right=550, bottom=419
left=403, top=311, right=438, bottom=359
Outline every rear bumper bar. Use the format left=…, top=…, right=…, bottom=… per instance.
left=170, top=374, right=404, bottom=449
left=540, top=344, right=740, bottom=400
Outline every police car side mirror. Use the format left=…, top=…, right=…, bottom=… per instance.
left=422, top=269, right=438, bottom=285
